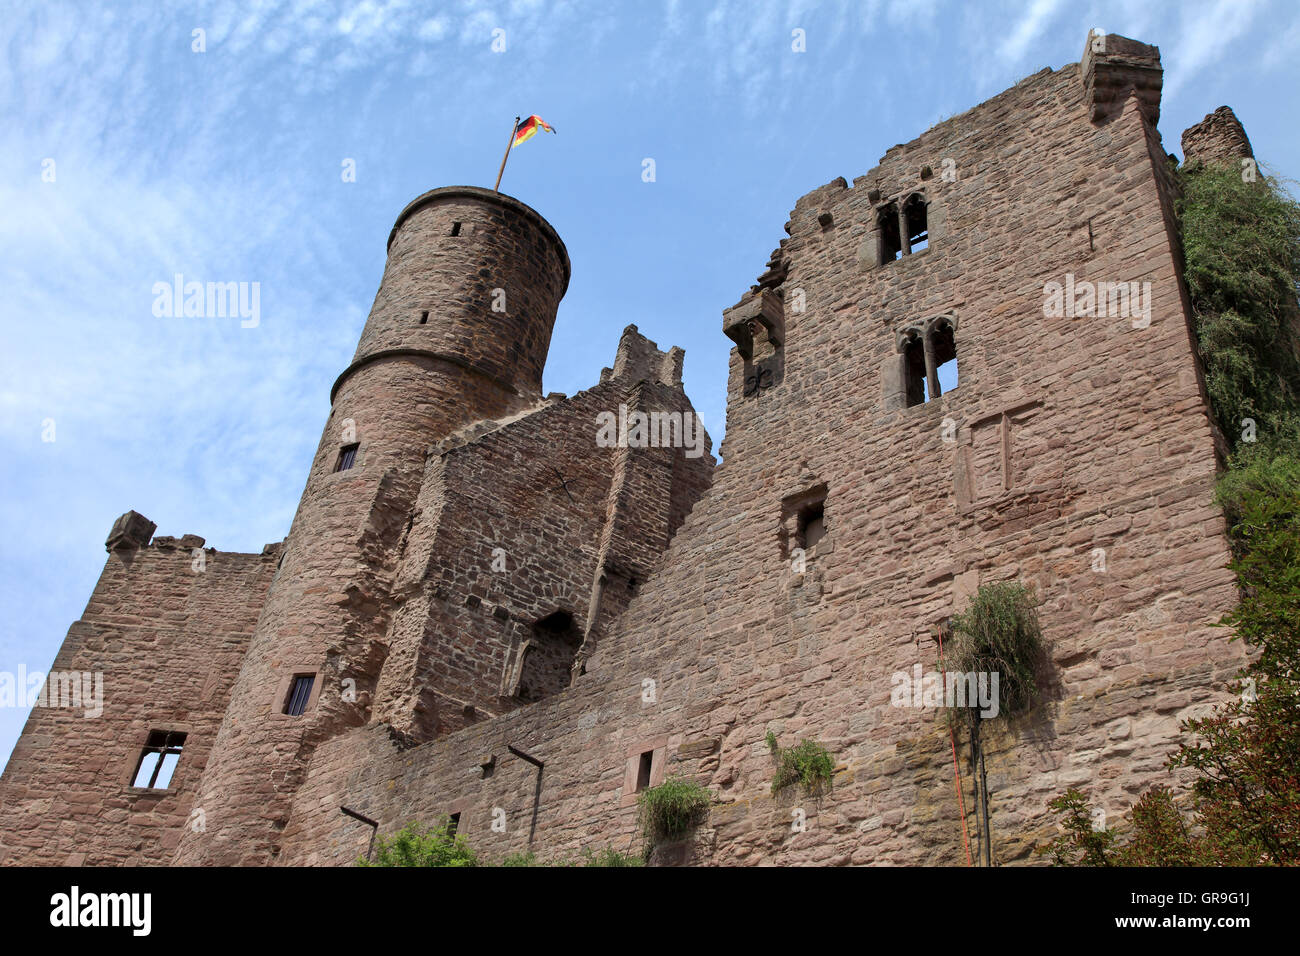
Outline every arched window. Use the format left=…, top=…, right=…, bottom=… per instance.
left=897, top=315, right=958, bottom=406
left=877, top=192, right=931, bottom=265
left=516, top=610, right=582, bottom=703
left=931, top=315, right=957, bottom=394
left=903, top=193, right=929, bottom=253
left=878, top=202, right=902, bottom=263
left=902, top=329, right=927, bottom=407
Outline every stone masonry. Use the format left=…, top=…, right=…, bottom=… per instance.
left=0, top=33, right=1254, bottom=866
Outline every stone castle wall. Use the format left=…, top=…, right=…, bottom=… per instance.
left=0, top=534, right=276, bottom=865
left=272, top=43, right=1247, bottom=866
left=0, top=34, right=1253, bottom=867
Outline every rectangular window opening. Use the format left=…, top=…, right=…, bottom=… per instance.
left=798, top=502, right=826, bottom=550
left=334, top=443, right=359, bottom=472
left=450, top=221, right=461, bottom=237
left=283, top=674, right=315, bottom=716
left=448, top=812, right=461, bottom=836
left=131, top=730, right=186, bottom=790
left=419, top=310, right=429, bottom=324
left=635, top=750, right=654, bottom=791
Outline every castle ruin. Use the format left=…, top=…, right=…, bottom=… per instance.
left=0, top=33, right=1257, bottom=866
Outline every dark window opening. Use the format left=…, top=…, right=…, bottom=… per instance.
left=419, top=310, right=429, bottom=324
left=516, top=611, right=582, bottom=704
left=904, top=193, right=929, bottom=252
left=878, top=203, right=901, bottom=263
left=450, top=221, right=461, bottom=237
left=131, top=730, right=186, bottom=789
left=635, top=750, right=654, bottom=792
left=334, top=443, right=359, bottom=472
left=448, top=812, right=461, bottom=836
left=903, top=333, right=927, bottom=407
left=932, top=318, right=957, bottom=395
left=798, top=501, right=826, bottom=550
left=283, top=674, right=315, bottom=716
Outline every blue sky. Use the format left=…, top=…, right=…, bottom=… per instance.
left=2, top=0, right=1297, bottom=770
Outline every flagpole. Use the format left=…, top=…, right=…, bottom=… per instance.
left=494, top=116, right=520, bottom=193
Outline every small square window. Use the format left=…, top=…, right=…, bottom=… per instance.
left=131, top=731, right=186, bottom=789
left=283, top=674, right=315, bottom=716
left=419, top=310, right=429, bottom=324
left=334, top=443, right=359, bottom=472
left=450, top=222, right=461, bottom=237
left=781, top=484, right=829, bottom=558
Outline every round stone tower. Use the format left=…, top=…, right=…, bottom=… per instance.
left=175, top=187, right=569, bottom=865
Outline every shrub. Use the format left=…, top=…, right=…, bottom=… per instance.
left=946, top=581, right=1043, bottom=719
left=636, top=778, right=712, bottom=848
left=766, top=732, right=835, bottom=796
left=1175, top=161, right=1300, bottom=452
left=497, top=847, right=642, bottom=867
left=357, top=819, right=477, bottom=867
left=1036, top=789, right=1117, bottom=866
left=580, top=847, right=644, bottom=867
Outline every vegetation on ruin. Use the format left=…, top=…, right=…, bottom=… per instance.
left=765, top=732, right=835, bottom=797
left=1040, top=161, right=1300, bottom=866
left=357, top=818, right=477, bottom=867
left=1174, top=161, right=1300, bottom=454
left=357, top=824, right=645, bottom=868
left=636, top=777, right=713, bottom=849
left=499, top=847, right=644, bottom=867
left=942, top=581, right=1045, bottom=866
left=944, top=581, right=1044, bottom=720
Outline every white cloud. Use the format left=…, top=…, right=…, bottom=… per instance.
left=997, top=0, right=1066, bottom=66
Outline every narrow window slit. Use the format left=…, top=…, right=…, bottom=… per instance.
left=283, top=674, right=315, bottom=716
left=635, top=750, right=654, bottom=791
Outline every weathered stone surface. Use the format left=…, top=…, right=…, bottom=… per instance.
left=0, top=34, right=1252, bottom=867
left=1181, top=106, right=1255, bottom=167
left=104, top=511, right=156, bottom=552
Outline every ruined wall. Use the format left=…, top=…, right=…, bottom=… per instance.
left=0, top=34, right=1254, bottom=868
left=1181, top=105, right=1255, bottom=168
left=173, top=187, right=573, bottom=865
left=372, top=326, right=714, bottom=740
left=275, top=39, right=1247, bottom=867
left=0, top=525, right=275, bottom=865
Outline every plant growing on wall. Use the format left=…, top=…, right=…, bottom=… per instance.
left=1174, top=161, right=1300, bottom=452
left=636, top=777, right=712, bottom=851
left=944, top=581, right=1044, bottom=866
left=1040, top=158, right=1300, bottom=867
left=356, top=818, right=477, bottom=867
left=765, top=731, right=835, bottom=797
left=499, top=847, right=644, bottom=867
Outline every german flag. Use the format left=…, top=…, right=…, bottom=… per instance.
left=512, top=114, right=555, bottom=148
